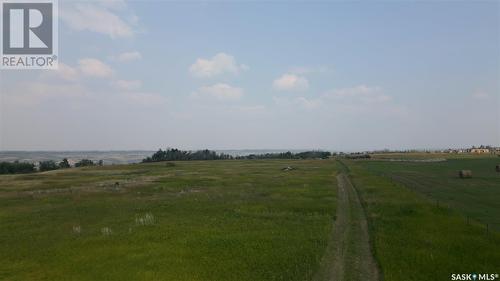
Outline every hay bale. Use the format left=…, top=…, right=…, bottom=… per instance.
left=458, top=170, right=472, bottom=178
left=496, top=165, right=500, bottom=172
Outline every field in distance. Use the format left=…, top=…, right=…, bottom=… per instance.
left=355, top=156, right=500, bottom=230
left=344, top=155, right=500, bottom=280
left=1, top=155, right=499, bottom=281
left=0, top=160, right=336, bottom=281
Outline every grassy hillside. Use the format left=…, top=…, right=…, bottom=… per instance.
left=0, top=160, right=336, bottom=281
left=356, top=157, right=500, bottom=230
left=344, top=159, right=500, bottom=281
left=370, top=152, right=498, bottom=160
left=2, top=156, right=498, bottom=280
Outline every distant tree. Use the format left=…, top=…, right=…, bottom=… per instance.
left=235, top=150, right=331, bottom=160
left=98, top=160, right=104, bottom=166
left=75, top=159, right=95, bottom=167
left=0, top=161, right=35, bottom=174
left=344, top=154, right=371, bottom=159
left=39, top=160, right=58, bottom=172
left=142, top=148, right=332, bottom=162
left=142, top=148, right=233, bottom=163
left=58, top=158, right=71, bottom=169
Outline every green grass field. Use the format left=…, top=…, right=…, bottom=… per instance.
left=1, top=156, right=499, bottom=280
left=370, top=152, right=498, bottom=160
left=356, top=157, right=500, bottom=229
left=0, top=160, right=336, bottom=281
left=344, top=157, right=500, bottom=281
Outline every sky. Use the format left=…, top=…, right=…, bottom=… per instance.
left=0, top=0, right=499, bottom=151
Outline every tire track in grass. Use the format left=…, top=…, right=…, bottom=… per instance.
left=324, top=173, right=379, bottom=281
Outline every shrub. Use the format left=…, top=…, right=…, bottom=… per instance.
left=143, top=148, right=232, bottom=162
left=75, top=159, right=95, bottom=167
left=0, top=161, right=35, bottom=174
left=39, top=160, right=59, bottom=172
left=58, top=158, right=71, bottom=169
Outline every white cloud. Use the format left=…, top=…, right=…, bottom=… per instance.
left=60, top=3, right=136, bottom=38
left=472, top=90, right=490, bottom=100
left=295, top=97, right=322, bottom=109
left=288, top=66, right=329, bottom=75
left=273, top=85, right=404, bottom=115
left=273, top=73, right=309, bottom=91
left=98, top=0, right=127, bottom=10
left=234, top=105, right=267, bottom=114
left=41, top=63, right=79, bottom=81
left=112, top=79, right=142, bottom=91
left=114, top=51, right=142, bottom=62
left=189, top=53, right=247, bottom=78
left=192, top=83, right=244, bottom=101
left=3, top=82, right=87, bottom=107
left=4, top=79, right=165, bottom=109
left=78, top=58, right=114, bottom=78
left=43, top=59, right=115, bottom=81
left=273, top=96, right=321, bottom=110
left=121, top=92, right=168, bottom=107
left=57, top=64, right=80, bottom=81
left=324, top=85, right=390, bottom=103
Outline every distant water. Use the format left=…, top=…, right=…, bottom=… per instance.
left=0, top=149, right=312, bottom=165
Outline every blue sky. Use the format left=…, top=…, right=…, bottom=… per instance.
left=0, top=0, right=498, bottom=151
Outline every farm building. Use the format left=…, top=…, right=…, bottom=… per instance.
left=469, top=148, right=490, bottom=154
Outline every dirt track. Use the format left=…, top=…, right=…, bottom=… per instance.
left=321, top=173, right=380, bottom=281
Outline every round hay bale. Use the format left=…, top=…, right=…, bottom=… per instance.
left=496, top=165, right=500, bottom=172
left=458, top=170, right=472, bottom=178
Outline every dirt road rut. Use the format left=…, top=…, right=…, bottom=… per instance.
left=319, top=173, right=379, bottom=281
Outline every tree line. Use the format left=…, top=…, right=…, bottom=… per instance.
left=0, top=161, right=36, bottom=174
left=142, top=149, right=232, bottom=162
left=235, top=151, right=331, bottom=160
left=143, top=148, right=332, bottom=163
left=1, top=149, right=333, bottom=174
left=0, top=158, right=104, bottom=175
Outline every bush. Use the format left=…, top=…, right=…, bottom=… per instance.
left=236, top=150, right=331, bottom=160
left=143, top=149, right=232, bottom=162
left=39, top=160, right=58, bottom=172
left=345, top=154, right=371, bottom=159
left=58, top=158, right=71, bottom=169
left=0, top=161, right=35, bottom=174
left=143, top=149, right=332, bottom=162
left=75, top=159, right=95, bottom=167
